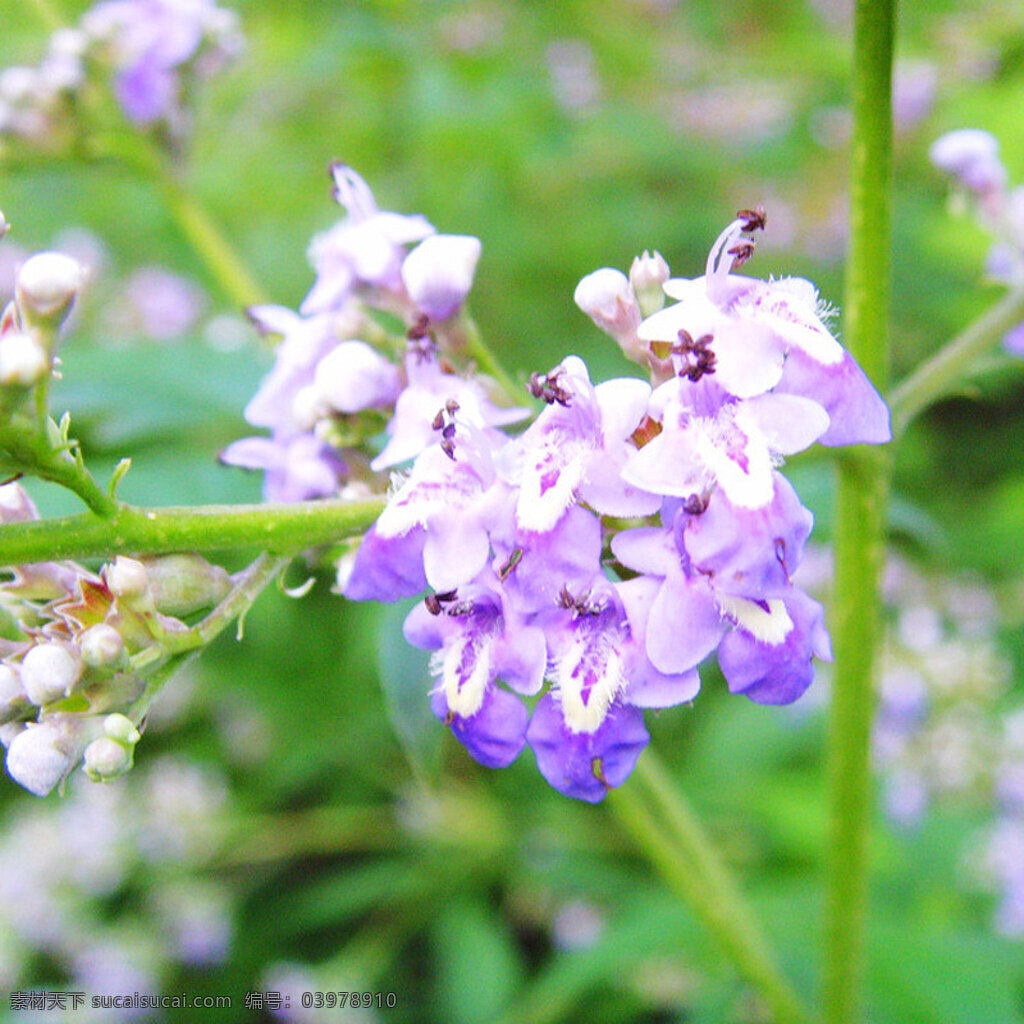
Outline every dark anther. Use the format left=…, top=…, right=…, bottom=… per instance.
left=528, top=368, right=573, bottom=407
left=497, top=547, right=524, bottom=582
left=737, top=204, right=767, bottom=233
left=727, top=240, right=756, bottom=267
left=673, top=329, right=717, bottom=383
left=433, top=401, right=461, bottom=460
left=683, top=492, right=709, bottom=516
left=556, top=585, right=602, bottom=618
left=425, top=589, right=459, bottom=615
left=407, top=313, right=431, bottom=341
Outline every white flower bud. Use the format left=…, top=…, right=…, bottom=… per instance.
left=0, top=664, right=28, bottom=721
left=82, top=736, right=133, bottom=783
left=20, top=642, right=82, bottom=705
left=0, top=722, right=24, bottom=748
left=15, top=252, right=84, bottom=328
left=312, top=340, right=402, bottom=415
left=103, top=713, right=140, bottom=746
left=401, top=234, right=481, bottom=320
left=0, top=210, right=8, bottom=239
left=6, top=715, right=88, bottom=796
left=629, top=250, right=671, bottom=317
left=573, top=267, right=645, bottom=362
left=105, top=556, right=151, bottom=602
left=0, top=329, right=49, bottom=386
left=79, top=623, right=126, bottom=669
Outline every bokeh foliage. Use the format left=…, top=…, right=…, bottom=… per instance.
left=2, top=1, right=1024, bottom=1021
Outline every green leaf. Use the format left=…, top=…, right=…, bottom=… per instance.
left=376, top=599, right=443, bottom=783
left=430, top=897, right=526, bottom=1024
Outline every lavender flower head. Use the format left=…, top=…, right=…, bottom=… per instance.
left=322, top=197, right=890, bottom=801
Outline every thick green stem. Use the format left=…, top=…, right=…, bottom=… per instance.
left=0, top=497, right=385, bottom=565
left=888, top=284, right=1024, bottom=437
left=611, top=754, right=814, bottom=1024
left=825, top=0, right=895, bottom=1021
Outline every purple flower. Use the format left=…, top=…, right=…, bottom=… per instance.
left=716, top=588, right=832, bottom=704
left=930, top=129, right=1006, bottom=196
left=302, top=165, right=434, bottom=316
left=372, top=344, right=526, bottom=471
left=636, top=214, right=890, bottom=445
left=527, top=693, right=649, bottom=803
left=405, top=577, right=546, bottom=767
left=81, top=0, right=241, bottom=125
left=369, top=423, right=506, bottom=593
left=219, top=431, right=345, bottom=502
left=622, top=376, right=829, bottom=510
left=508, top=355, right=660, bottom=533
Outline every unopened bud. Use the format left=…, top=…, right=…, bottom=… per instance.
left=105, top=556, right=151, bottom=603
left=5, top=714, right=88, bottom=796
left=401, top=234, right=482, bottom=321
left=141, top=554, right=232, bottom=617
left=573, top=267, right=645, bottom=362
left=79, top=623, right=126, bottom=669
left=0, top=329, right=49, bottom=386
left=103, top=712, right=140, bottom=746
left=929, top=129, right=1007, bottom=195
left=0, top=664, right=29, bottom=723
left=20, top=642, right=82, bottom=705
left=15, top=251, right=84, bottom=329
left=0, top=211, right=8, bottom=239
left=82, top=737, right=133, bottom=782
left=629, top=250, right=670, bottom=317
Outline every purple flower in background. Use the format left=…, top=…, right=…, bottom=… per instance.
left=220, top=431, right=345, bottom=502
left=81, top=0, right=241, bottom=125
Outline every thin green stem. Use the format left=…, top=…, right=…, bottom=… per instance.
left=611, top=753, right=814, bottom=1024
left=825, top=0, right=895, bottom=1021
left=888, top=284, right=1024, bottom=438
left=127, top=552, right=289, bottom=721
left=22, top=0, right=63, bottom=32
left=0, top=418, right=118, bottom=518
left=0, top=496, right=385, bottom=565
left=153, top=161, right=268, bottom=309
left=458, top=311, right=524, bottom=408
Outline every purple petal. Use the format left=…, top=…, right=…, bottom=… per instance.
left=718, top=589, right=831, bottom=705
left=775, top=346, right=891, bottom=446
left=432, top=686, right=528, bottom=769
left=526, top=693, right=649, bottom=803
left=646, top=572, right=725, bottom=674
left=343, top=523, right=427, bottom=602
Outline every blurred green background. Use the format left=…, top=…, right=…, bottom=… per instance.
left=2, top=0, right=1024, bottom=1021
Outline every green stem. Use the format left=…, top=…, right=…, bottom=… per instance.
left=888, top=284, right=1024, bottom=438
left=127, top=552, right=289, bottom=721
left=153, top=161, right=268, bottom=310
left=825, top=0, right=895, bottom=1021
left=458, top=311, right=524, bottom=407
left=22, top=0, right=63, bottom=32
left=0, top=418, right=118, bottom=518
left=611, top=754, right=814, bottom=1024
left=0, top=497, right=385, bottom=565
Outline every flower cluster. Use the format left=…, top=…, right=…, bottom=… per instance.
left=230, top=177, right=890, bottom=802
left=0, top=483, right=235, bottom=796
left=0, top=0, right=241, bottom=150
left=930, top=128, right=1024, bottom=354
left=221, top=163, right=513, bottom=501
